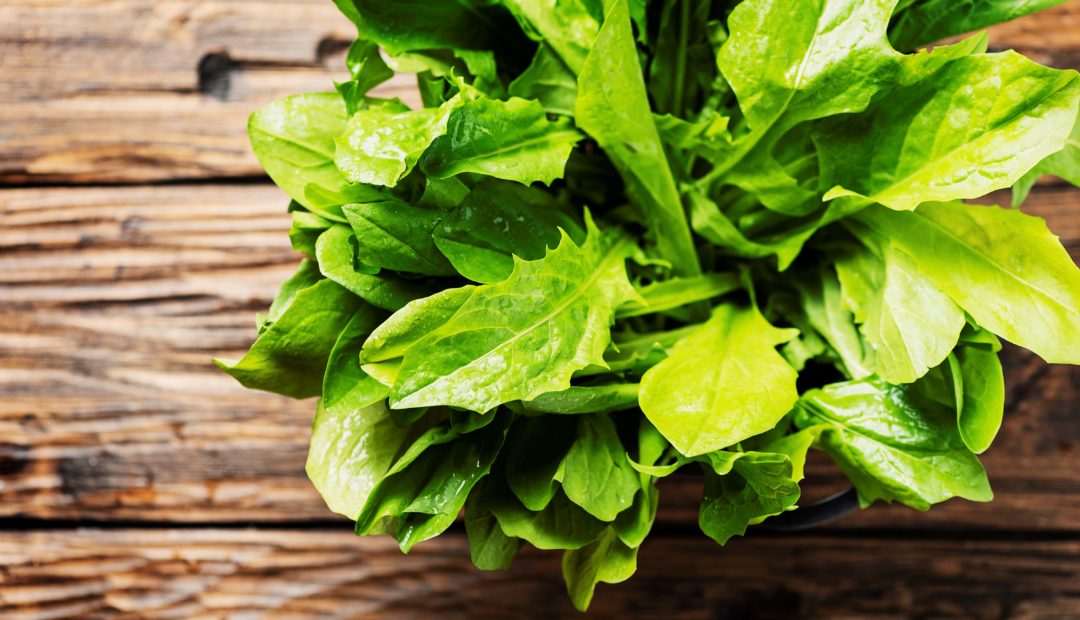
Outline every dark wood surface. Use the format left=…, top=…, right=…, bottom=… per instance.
left=1, top=1, right=1079, bottom=618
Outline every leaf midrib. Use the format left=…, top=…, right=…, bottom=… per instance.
left=397, top=237, right=631, bottom=407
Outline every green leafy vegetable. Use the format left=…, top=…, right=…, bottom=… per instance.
left=224, top=0, right=1080, bottom=609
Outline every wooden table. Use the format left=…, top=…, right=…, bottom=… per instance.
left=1, top=2, right=1078, bottom=618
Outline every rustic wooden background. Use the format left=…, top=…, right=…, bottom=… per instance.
left=1, top=2, right=1079, bottom=618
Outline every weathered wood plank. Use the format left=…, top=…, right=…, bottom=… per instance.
left=1, top=1, right=1079, bottom=184
left=0, top=0, right=418, bottom=184
left=0, top=529, right=1077, bottom=619
left=1, top=183, right=1077, bottom=528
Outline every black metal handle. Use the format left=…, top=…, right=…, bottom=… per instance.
left=762, top=487, right=860, bottom=531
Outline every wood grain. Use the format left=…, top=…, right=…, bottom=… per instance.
left=1, top=0, right=1079, bottom=184
left=1, top=529, right=1077, bottom=619
left=2, top=183, right=1077, bottom=529
left=0, top=0, right=418, bottom=185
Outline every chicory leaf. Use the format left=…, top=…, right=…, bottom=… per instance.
left=855, top=201, right=1080, bottom=364
left=796, top=376, right=993, bottom=510
left=640, top=302, right=799, bottom=456
left=422, top=97, right=582, bottom=185
left=386, top=217, right=640, bottom=412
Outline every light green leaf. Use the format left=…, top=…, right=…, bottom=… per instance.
left=361, top=286, right=475, bottom=365
left=640, top=303, right=799, bottom=456
left=557, top=414, right=640, bottom=521
left=718, top=0, right=899, bottom=134
left=955, top=336, right=1005, bottom=454
left=248, top=93, right=351, bottom=219
left=576, top=0, right=699, bottom=277
left=562, top=528, right=637, bottom=612
left=796, top=376, right=993, bottom=510
left=840, top=243, right=965, bottom=384
left=335, top=94, right=464, bottom=187
left=855, top=201, right=1080, bottom=364
left=518, top=384, right=640, bottom=415
left=386, top=217, right=640, bottom=412
left=1013, top=108, right=1080, bottom=206
left=818, top=53, right=1080, bottom=211
left=422, top=97, right=582, bottom=186
left=306, top=400, right=411, bottom=520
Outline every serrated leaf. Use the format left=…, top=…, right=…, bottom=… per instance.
left=385, top=217, right=640, bottom=412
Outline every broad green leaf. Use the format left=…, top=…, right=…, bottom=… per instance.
left=342, top=201, right=456, bottom=276
left=509, top=44, right=579, bottom=116
left=557, top=414, right=640, bottom=521
left=248, top=93, right=351, bottom=219
left=335, top=94, right=464, bottom=187
left=890, top=0, right=1068, bottom=52
left=215, top=274, right=360, bottom=398
left=322, top=306, right=390, bottom=416
left=505, top=415, right=578, bottom=511
left=387, top=217, right=640, bottom=412
left=361, top=286, right=475, bottom=365
left=266, top=259, right=323, bottom=323
left=855, top=201, right=1080, bottom=364
left=1013, top=109, right=1080, bottom=206
left=464, top=498, right=523, bottom=570
left=422, top=97, right=582, bottom=186
left=356, top=414, right=510, bottom=552
left=839, top=243, right=965, bottom=384
left=306, top=400, right=411, bottom=520
left=432, top=180, right=584, bottom=284
left=818, top=53, right=1080, bottom=211
left=489, top=486, right=606, bottom=550
left=955, top=337, right=1005, bottom=454
left=698, top=451, right=800, bottom=545
left=576, top=0, right=700, bottom=277
left=518, top=384, right=640, bottom=415
left=718, top=0, right=899, bottom=133
left=315, top=225, right=437, bottom=311
left=796, top=376, right=993, bottom=510
left=562, top=528, right=637, bottom=612
left=639, top=303, right=799, bottom=456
